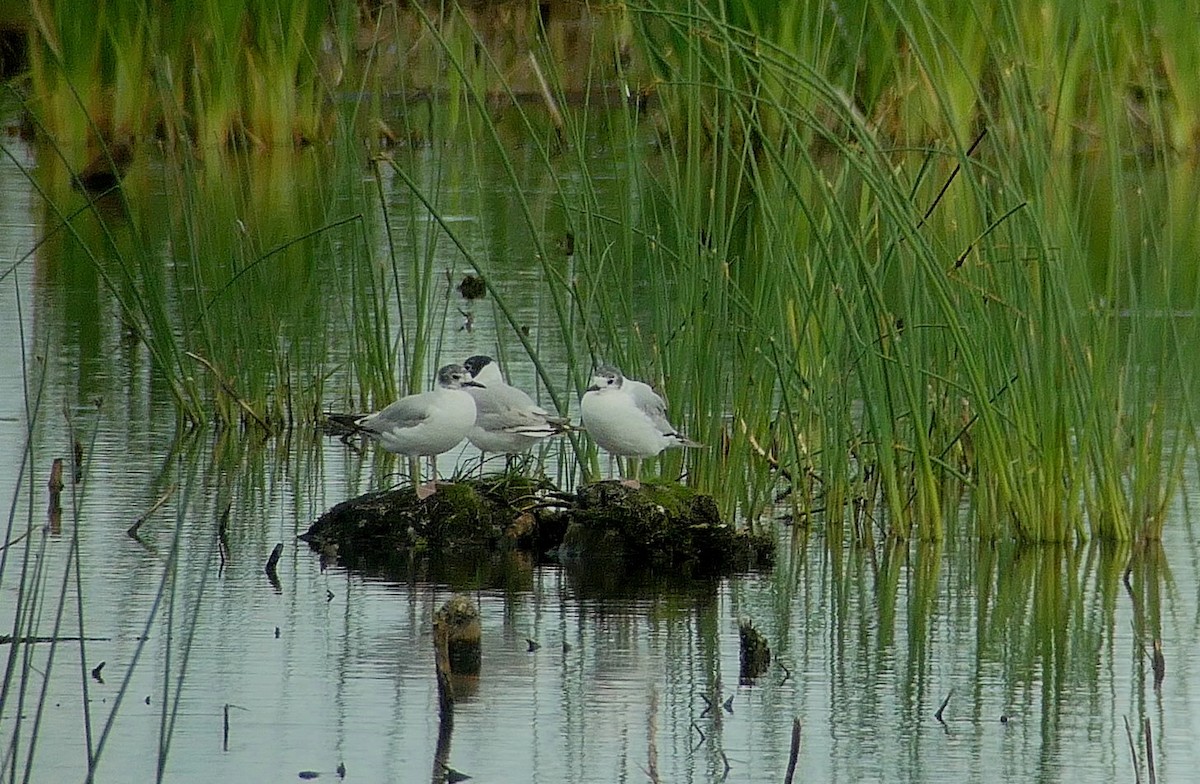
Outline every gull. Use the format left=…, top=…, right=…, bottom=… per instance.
left=580, top=364, right=700, bottom=485
left=462, top=355, right=569, bottom=467
left=354, top=363, right=483, bottom=498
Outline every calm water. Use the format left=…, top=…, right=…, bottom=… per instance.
left=2, top=129, right=1198, bottom=783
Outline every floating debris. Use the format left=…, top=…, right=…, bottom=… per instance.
left=457, top=274, right=486, bottom=300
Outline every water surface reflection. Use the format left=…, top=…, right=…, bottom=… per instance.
left=1, top=424, right=1192, bottom=783
left=1, top=123, right=1195, bottom=784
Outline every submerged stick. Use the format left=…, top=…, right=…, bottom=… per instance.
left=265, top=543, right=284, bottom=589
left=127, top=484, right=176, bottom=537
left=433, top=594, right=482, bottom=712
left=738, top=619, right=771, bottom=683
left=783, top=718, right=802, bottom=784
left=47, top=457, right=64, bottom=532
left=217, top=503, right=231, bottom=574
left=431, top=596, right=479, bottom=784
left=48, top=457, right=64, bottom=511
left=934, top=689, right=953, bottom=724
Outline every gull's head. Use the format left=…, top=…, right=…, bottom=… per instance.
left=587, top=365, right=624, bottom=393
left=438, top=363, right=484, bottom=390
left=463, top=354, right=504, bottom=386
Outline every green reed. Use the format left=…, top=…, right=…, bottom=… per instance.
left=28, top=0, right=334, bottom=149
left=615, top=0, right=1200, bottom=541
left=375, top=0, right=1200, bottom=540
left=12, top=1, right=1200, bottom=541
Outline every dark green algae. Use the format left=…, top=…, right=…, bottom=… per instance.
left=300, top=476, right=773, bottom=577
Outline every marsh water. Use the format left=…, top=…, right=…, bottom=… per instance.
left=1, top=126, right=1198, bottom=784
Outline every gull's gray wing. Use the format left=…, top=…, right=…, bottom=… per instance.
left=625, top=379, right=675, bottom=434
left=474, top=384, right=565, bottom=435
left=356, top=392, right=432, bottom=434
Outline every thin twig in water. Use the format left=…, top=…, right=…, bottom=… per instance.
left=217, top=502, right=230, bottom=575
left=690, top=720, right=706, bottom=749
left=223, top=704, right=249, bottom=752
left=1144, top=718, right=1155, bottom=784
left=935, top=689, right=953, bottom=724
left=0, top=634, right=122, bottom=645
left=646, top=686, right=659, bottom=783
left=185, top=351, right=272, bottom=431
left=699, top=693, right=713, bottom=718
left=0, top=530, right=32, bottom=552
left=783, top=718, right=802, bottom=784
left=1124, top=716, right=1141, bottom=784
left=128, top=484, right=176, bottom=537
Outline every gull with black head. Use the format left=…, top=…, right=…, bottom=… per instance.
left=462, top=355, right=569, bottom=468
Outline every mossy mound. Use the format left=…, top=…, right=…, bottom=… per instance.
left=560, top=480, right=773, bottom=574
left=301, top=476, right=773, bottom=577
left=298, top=475, right=568, bottom=566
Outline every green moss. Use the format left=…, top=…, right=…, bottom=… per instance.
left=301, top=478, right=774, bottom=577
left=563, top=480, right=773, bottom=574
left=298, top=476, right=557, bottom=564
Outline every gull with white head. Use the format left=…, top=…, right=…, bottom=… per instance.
left=354, top=363, right=483, bottom=498
left=580, top=364, right=700, bottom=486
